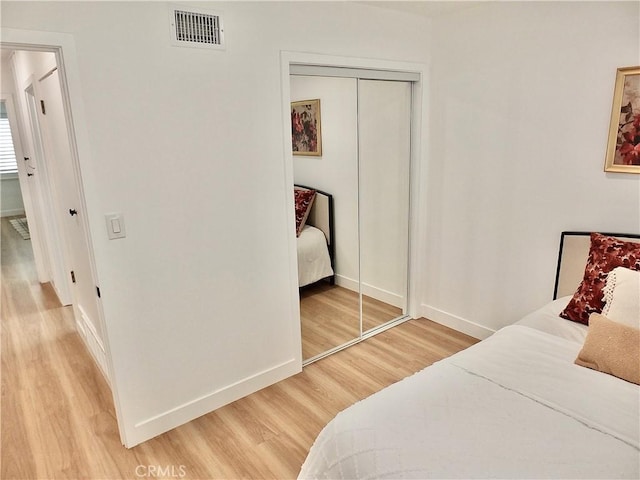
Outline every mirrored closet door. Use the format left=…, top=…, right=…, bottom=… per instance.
left=359, top=79, right=411, bottom=334
left=290, top=68, right=414, bottom=363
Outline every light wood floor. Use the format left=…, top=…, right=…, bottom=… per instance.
left=1, top=217, right=478, bottom=480
left=300, top=282, right=402, bottom=359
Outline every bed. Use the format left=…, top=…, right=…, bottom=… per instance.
left=295, top=185, right=335, bottom=287
left=298, top=231, right=640, bottom=479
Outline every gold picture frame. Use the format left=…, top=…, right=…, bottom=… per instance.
left=604, top=66, right=640, bottom=173
left=291, top=99, right=322, bottom=156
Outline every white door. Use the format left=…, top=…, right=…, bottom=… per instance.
left=24, top=85, right=69, bottom=301
left=37, top=68, right=108, bottom=376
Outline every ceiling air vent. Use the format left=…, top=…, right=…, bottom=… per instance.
left=169, top=5, right=225, bottom=50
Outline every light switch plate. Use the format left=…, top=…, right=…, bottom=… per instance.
left=105, top=213, right=126, bottom=240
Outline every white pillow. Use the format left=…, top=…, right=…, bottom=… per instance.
left=601, top=267, right=640, bottom=329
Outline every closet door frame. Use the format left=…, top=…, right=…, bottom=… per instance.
left=280, top=51, right=428, bottom=364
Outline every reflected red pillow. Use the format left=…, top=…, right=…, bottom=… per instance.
left=560, top=233, right=640, bottom=324
left=294, top=188, right=316, bottom=237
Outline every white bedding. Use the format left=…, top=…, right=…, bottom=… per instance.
left=298, top=225, right=334, bottom=287
left=299, top=300, right=640, bottom=479
left=515, top=295, right=589, bottom=343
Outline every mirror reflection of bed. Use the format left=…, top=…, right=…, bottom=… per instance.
left=291, top=74, right=412, bottom=363
left=295, top=185, right=404, bottom=361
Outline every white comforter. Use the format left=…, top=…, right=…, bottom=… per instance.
left=298, top=225, right=333, bottom=287
left=299, top=301, right=640, bottom=479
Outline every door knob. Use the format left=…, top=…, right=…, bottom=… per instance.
left=27, top=173, right=34, bottom=177
left=69, top=209, right=78, bottom=216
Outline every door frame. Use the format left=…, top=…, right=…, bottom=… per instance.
left=280, top=51, right=429, bottom=366
left=1, top=28, right=124, bottom=445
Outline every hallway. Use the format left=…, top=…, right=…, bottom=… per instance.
left=1, top=216, right=119, bottom=478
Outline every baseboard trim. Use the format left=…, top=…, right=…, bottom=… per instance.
left=361, top=282, right=404, bottom=308
left=335, top=274, right=357, bottom=292
left=334, top=275, right=404, bottom=308
left=124, top=359, right=301, bottom=447
left=82, top=306, right=109, bottom=378
left=420, top=304, right=495, bottom=340
left=75, top=305, right=110, bottom=384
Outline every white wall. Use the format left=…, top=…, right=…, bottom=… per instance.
left=0, top=1, right=433, bottom=446
left=290, top=75, right=359, bottom=285
left=422, top=1, right=640, bottom=337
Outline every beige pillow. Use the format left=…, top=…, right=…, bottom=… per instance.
left=601, top=267, right=640, bottom=329
left=575, top=313, right=640, bottom=385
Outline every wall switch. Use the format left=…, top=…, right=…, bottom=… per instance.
left=105, top=213, right=126, bottom=240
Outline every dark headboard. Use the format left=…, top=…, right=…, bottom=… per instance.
left=295, top=184, right=335, bottom=268
left=553, top=231, right=640, bottom=299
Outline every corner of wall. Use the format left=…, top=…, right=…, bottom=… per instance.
left=420, top=303, right=495, bottom=340
left=122, top=359, right=301, bottom=447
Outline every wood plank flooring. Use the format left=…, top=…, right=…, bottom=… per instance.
left=1, top=216, right=478, bottom=480
left=299, top=282, right=403, bottom=359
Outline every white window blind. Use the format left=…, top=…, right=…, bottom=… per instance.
left=0, top=116, right=18, bottom=175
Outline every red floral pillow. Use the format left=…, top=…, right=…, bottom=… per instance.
left=560, top=233, right=640, bottom=324
left=294, top=188, right=316, bottom=237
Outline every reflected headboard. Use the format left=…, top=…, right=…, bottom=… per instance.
left=553, top=231, right=640, bottom=299
left=295, top=184, right=335, bottom=265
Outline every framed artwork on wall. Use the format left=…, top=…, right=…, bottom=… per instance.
left=291, top=99, right=322, bottom=156
left=604, top=66, right=640, bottom=173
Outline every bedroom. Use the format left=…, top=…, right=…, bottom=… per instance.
left=1, top=0, right=639, bottom=477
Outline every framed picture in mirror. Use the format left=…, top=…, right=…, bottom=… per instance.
left=291, top=99, right=322, bottom=156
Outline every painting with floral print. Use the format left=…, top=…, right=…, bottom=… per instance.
left=291, top=99, right=322, bottom=156
left=605, top=66, right=640, bottom=173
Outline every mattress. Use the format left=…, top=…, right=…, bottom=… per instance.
left=515, top=295, right=588, bottom=342
left=298, top=224, right=334, bottom=287
left=298, top=299, right=640, bottom=479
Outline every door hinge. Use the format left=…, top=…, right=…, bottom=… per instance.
left=70, top=270, right=76, bottom=283
left=96, top=286, right=101, bottom=298
left=40, top=100, right=46, bottom=115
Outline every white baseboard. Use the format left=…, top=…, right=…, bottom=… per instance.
left=335, top=274, right=358, bottom=292
left=76, top=305, right=110, bottom=384
left=124, top=359, right=300, bottom=447
left=420, top=304, right=495, bottom=340
left=335, top=275, right=404, bottom=308
left=361, top=282, right=404, bottom=309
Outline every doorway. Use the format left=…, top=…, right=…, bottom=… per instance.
left=1, top=45, right=109, bottom=380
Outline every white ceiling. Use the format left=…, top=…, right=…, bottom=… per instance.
left=360, top=1, right=480, bottom=18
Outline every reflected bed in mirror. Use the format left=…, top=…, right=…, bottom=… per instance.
left=292, top=74, right=412, bottom=364
left=296, top=185, right=403, bottom=361
left=296, top=184, right=349, bottom=361
left=295, top=185, right=334, bottom=288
